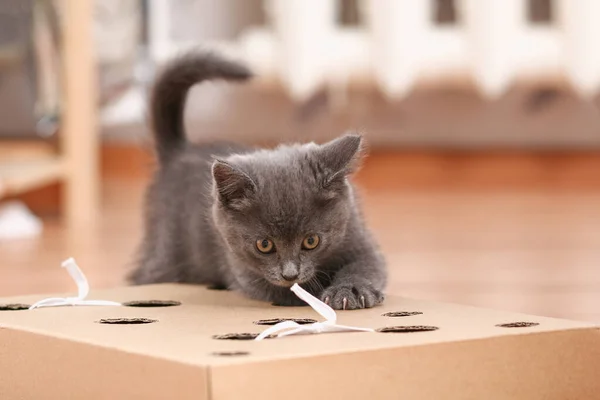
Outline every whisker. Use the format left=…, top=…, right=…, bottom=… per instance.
left=306, top=275, right=324, bottom=296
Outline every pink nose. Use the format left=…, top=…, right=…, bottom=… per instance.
left=282, top=262, right=299, bottom=281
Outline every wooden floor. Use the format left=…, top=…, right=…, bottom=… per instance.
left=1, top=150, right=600, bottom=323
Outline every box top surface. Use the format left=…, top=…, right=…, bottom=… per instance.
left=0, top=284, right=596, bottom=367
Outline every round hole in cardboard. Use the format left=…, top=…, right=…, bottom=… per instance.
left=211, top=351, right=250, bottom=357
left=0, top=303, right=30, bottom=311
left=270, top=302, right=308, bottom=307
left=212, top=333, right=260, bottom=340
left=253, top=318, right=318, bottom=326
left=207, top=284, right=229, bottom=291
left=122, top=300, right=181, bottom=308
left=496, top=321, right=540, bottom=328
left=376, top=325, right=439, bottom=333
left=382, top=311, right=423, bottom=317
left=97, top=318, right=157, bottom=325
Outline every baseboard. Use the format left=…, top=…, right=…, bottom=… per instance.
left=12, top=143, right=600, bottom=218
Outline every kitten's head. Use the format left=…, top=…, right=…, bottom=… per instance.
left=211, top=134, right=364, bottom=287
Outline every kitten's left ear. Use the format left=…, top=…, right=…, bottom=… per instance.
left=212, top=159, right=256, bottom=209
left=318, top=133, right=365, bottom=185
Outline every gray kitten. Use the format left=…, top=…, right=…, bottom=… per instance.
left=128, top=52, right=387, bottom=309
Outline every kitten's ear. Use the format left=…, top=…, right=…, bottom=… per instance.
left=212, top=160, right=256, bottom=209
left=318, top=134, right=365, bottom=186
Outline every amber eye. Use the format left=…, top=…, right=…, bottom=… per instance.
left=256, top=239, right=275, bottom=254
left=302, top=234, right=320, bottom=250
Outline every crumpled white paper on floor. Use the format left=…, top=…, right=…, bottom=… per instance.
left=0, top=201, right=42, bottom=240
left=255, top=283, right=374, bottom=340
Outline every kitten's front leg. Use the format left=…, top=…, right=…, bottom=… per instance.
left=321, top=252, right=387, bottom=310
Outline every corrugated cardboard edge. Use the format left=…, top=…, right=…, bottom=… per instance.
left=210, top=327, right=600, bottom=400
left=0, top=327, right=210, bottom=400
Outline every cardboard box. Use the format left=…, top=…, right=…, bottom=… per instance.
left=0, top=283, right=598, bottom=399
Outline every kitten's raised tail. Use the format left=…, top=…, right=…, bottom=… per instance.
left=150, top=51, right=252, bottom=163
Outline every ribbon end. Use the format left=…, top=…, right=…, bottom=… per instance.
left=290, top=284, right=337, bottom=322
left=61, top=257, right=76, bottom=268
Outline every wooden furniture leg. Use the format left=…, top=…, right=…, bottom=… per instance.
left=60, top=0, right=99, bottom=226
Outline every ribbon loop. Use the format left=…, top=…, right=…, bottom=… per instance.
left=255, top=283, right=373, bottom=340
left=290, top=284, right=337, bottom=322
left=29, top=258, right=121, bottom=310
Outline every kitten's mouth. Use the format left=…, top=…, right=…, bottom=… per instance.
left=273, top=280, right=299, bottom=288
left=269, top=277, right=310, bottom=288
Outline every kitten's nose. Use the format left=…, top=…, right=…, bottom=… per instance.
left=281, top=262, right=299, bottom=281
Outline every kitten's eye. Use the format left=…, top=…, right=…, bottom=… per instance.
left=256, top=239, right=275, bottom=254
left=302, top=234, right=320, bottom=250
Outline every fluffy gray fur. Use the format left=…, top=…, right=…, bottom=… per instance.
left=128, top=52, right=387, bottom=309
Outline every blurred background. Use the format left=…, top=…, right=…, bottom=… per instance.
left=0, top=0, right=599, bottom=322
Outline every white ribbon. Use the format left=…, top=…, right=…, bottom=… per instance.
left=29, top=258, right=122, bottom=309
left=255, top=283, right=374, bottom=340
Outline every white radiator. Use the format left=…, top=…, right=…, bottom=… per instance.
left=102, top=0, right=600, bottom=149
left=147, top=0, right=600, bottom=102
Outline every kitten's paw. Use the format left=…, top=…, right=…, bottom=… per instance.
left=320, top=283, right=384, bottom=310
